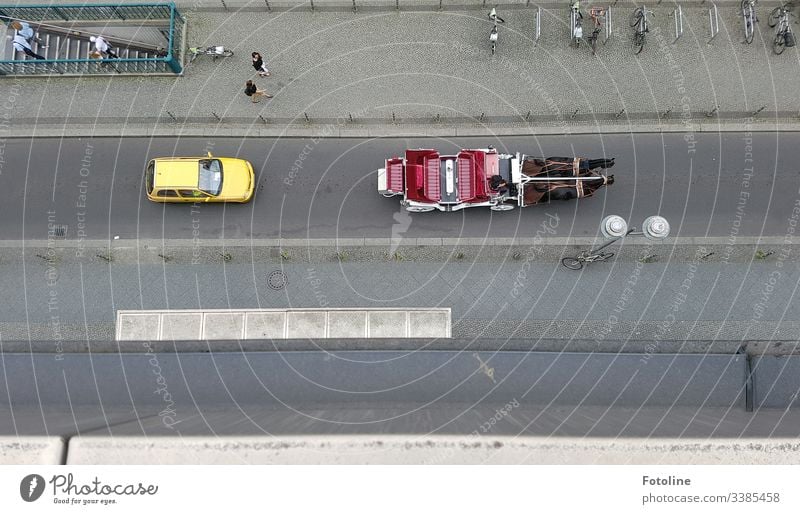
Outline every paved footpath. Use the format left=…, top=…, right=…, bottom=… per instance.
left=2, top=249, right=799, bottom=346
left=3, top=0, right=800, bottom=136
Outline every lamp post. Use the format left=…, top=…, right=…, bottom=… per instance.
left=561, top=215, right=670, bottom=270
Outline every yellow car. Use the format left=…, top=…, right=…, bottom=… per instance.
left=145, top=152, right=255, bottom=203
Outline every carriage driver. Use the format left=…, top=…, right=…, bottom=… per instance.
left=489, top=175, right=510, bottom=196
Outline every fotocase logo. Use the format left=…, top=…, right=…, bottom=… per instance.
left=20, top=474, right=45, bottom=502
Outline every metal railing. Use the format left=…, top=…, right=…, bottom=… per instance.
left=0, top=3, right=173, bottom=22
left=0, top=2, right=184, bottom=76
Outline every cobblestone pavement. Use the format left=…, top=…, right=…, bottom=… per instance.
left=4, top=1, right=800, bottom=134
left=2, top=253, right=799, bottom=343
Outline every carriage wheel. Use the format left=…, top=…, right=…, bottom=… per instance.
left=561, top=257, right=584, bottom=270
left=490, top=203, right=514, bottom=211
left=406, top=205, right=435, bottom=213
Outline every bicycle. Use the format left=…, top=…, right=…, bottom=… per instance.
left=570, top=0, right=584, bottom=48
left=768, top=3, right=796, bottom=54
left=561, top=228, right=631, bottom=270
left=630, top=6, right=653, bottom=55
left=561, top=249, right=615, bottom=270
left=188, top=45, right=234, bottom=63
left=741, top=0, right=758, bottom=44
left=587, top=6, right=606, bottom=55
left=488, top=8, right=505, bottom=54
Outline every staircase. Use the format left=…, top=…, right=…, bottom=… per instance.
left=0, top=3, right=185, bottom=76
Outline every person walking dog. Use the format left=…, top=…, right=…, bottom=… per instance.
left=244, top=80, right=272, bottom=103
left=252, top=52, right=270, bottom=77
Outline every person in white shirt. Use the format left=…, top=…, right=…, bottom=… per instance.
left=89, top=35, right=118, bottom=59
left=11, top=33, right=45, bottom=59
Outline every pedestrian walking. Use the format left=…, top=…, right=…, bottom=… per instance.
left=251, top=52, right=270, bottom=77
left=11, top=20, right=45, bottom=46
left=11, top=33, right=45, bottom=59
left=90, top=35, right=119, bottom=59
left=244, top=80, right=272, bottom=103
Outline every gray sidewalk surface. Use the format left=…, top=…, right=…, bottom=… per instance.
left=2, top=249, right=799, bottom=345
left=3, top=1, right=800, bottom=136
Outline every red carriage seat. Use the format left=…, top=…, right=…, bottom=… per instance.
left=457, top=154, right=476, bottom=201
left=424, top=157, right=441, bottom=201
left=386, top=159, right=405, bottom=192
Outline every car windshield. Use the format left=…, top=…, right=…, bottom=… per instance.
left=198, top=159, right=223, bottom=195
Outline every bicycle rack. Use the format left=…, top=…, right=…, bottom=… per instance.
left=708, top=4, right=720, bottom=42
left=671, top=5, right=683, bottom=43
left=534, top=6, right=541, bottom=44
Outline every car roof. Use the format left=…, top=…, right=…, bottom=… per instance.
left=153, top=159, right=200, bottom=189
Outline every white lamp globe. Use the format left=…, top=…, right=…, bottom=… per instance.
left=600, top=215, right=628, bottom=238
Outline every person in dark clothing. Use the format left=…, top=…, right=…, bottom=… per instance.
left=244, top=79, right=272, bottom=103
left=489, top=175, right=509, bottom=195
left=252, top=52, right=270, bottom=77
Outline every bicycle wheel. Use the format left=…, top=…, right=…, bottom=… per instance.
left=774, top=32, right=787, bottom=54
left=629, top=8, right=643, bottom=27
left=634, top=32, right=645, bottom=54
left=744, top=15, right=755, bottom=44
left=561, top=257, right=584, bottom=270
left=222, top=50, right=234, bottom=57
left=768, top=7, right=781, bottom=27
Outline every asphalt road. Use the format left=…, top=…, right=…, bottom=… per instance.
left=2, top=351, right=798, bottom=438
left=1, top=132, right=798, bottom=240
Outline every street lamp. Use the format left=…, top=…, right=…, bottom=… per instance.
left=562, top=215, right=670, bottom=270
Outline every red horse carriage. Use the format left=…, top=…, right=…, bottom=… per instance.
left=378, top=147, right=614, bottom=212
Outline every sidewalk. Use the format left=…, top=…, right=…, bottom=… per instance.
left=2, top=248, right=799, bottom=346
left=3, top=1, right=800, bottom=136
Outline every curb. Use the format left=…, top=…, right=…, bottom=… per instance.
left=6, top=120, right=799, bottom=139
left=1, top=236, right=795, bottom=248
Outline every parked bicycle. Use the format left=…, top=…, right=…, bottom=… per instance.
left=188, top=45, right=234, bottom=63
left=562, top=229, right=631, bottom=270
left=488, top=8, right=505, bottom=54
left=768, top=3, right=795, bottom=54
left=587, top=6, right=606, bottom=55
left=570, top=1, right=584, bottom=48
left=741, top=0, right=758, bottom=44
left=630, top=6, right=652, bottom=54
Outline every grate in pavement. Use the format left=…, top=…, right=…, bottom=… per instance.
left=268, top=270, right=288, bottom=290
left=50, top=224, right=68, bottom=239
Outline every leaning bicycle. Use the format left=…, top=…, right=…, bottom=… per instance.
left=741, top=0, right=758, bottom=44
left=630, top=6, right=652, bottom=54
left=488, top=8, right=506, bottom=55
left=587, top=6, right=606, bottom=55
left=768, top=3, right=795, bottom=54
left=570, top=1, right=584, bottom=48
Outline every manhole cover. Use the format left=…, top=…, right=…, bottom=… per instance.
left=268, top=270, right=288, bottom=290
